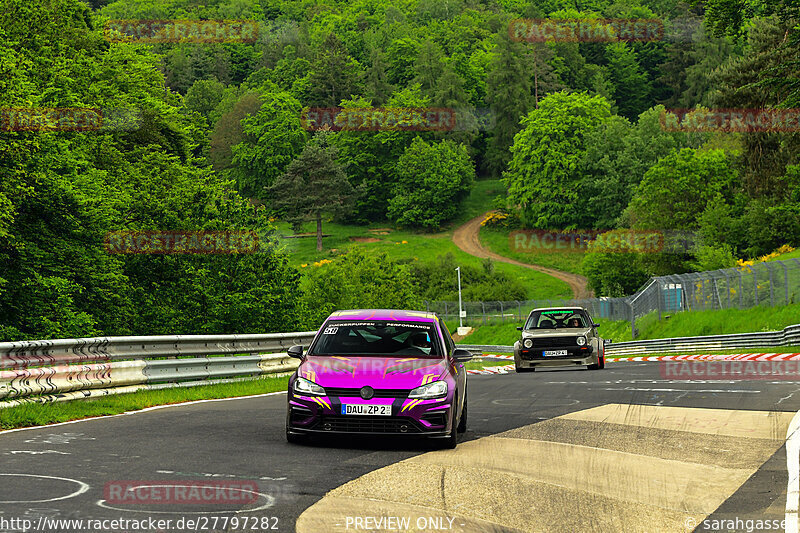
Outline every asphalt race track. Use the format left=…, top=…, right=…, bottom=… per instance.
left=2, top=361, right=800, bottom=533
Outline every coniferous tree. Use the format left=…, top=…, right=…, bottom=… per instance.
left=268, top=133, right=355, bottom=251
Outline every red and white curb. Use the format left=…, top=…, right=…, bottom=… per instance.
left=466, top=364, right=515, bottom=375
left=607, top=353, right=800, bottom=362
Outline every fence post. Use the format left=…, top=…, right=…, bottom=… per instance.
left=629, top=299, right=637, bottom=339
left=481, top=302, right=486, bottom=325
left=517, top=300, right=522, bottom=321
left=722, top=271, right=731, bottom=309
left=444, top=301, right=447, bottom=318
left=499, top=301, right=504, bottom=323
left=783, top=261, right=789, bottom=305
left=738, top=270, right=743, bottom=308
left=656, top=281, right=662, bottom=321
left=766, top=263, right=775, bottom=307
left=425, top=300, right=429, bottom=313
left=752, top=266, right=758, bottom=306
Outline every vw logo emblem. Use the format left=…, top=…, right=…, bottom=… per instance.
left=360, top=386, right=374, bottom=400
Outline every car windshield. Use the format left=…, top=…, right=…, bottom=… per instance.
left=525, top=310, right=588, bottom=329
left=309, top=321, right=441, bottom=357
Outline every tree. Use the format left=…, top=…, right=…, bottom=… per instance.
left=307, top=33, right=361, bottom=107
left=231, top=89, right=308, bottom=198
left=268, top=133, right=355, bottom=251
left=363, top=48, right=393, bottom=106
left=486, top=28, right=532, bottom=177
left=185, top=77, right=227, bottom=126
left=605, top=43, right=652, bottom=121
left=388, top=138, right=475, bottom=230
left=625, top=148, right=738, bottom=230
left=413, top=39, right=445, bottom=98
left=503, top=92, right=612, bottom=229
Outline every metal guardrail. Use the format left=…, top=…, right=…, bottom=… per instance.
left=458, top=324, right=800, bottom=357
left=0, top=332, right=318, bottom=408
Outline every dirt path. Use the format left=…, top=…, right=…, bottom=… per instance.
left=452, top=213, right=593, bottom=299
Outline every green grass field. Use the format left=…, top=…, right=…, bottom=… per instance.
left=479, top=226, right=587, bottom=274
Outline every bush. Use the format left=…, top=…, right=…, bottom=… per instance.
left=387, top=138, right=475, bottom=230
left=408, top=253, right=527, bottom=301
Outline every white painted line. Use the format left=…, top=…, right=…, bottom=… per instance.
left=0, top=391, right=287, bottom=435
left=0, top=474, right=90, bottom=503
left=786, top=409, right=800, bottom=533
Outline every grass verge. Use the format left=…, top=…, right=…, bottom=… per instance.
left=606, top=346, right=800, bottom=359
left=0, top=375, right=290, bottom=431
left=479, top=226, right=586, bottom=274
left=451, top=304, right=800, bottom=346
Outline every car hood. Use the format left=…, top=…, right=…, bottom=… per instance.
left=521, top=328, right=592, bottom=338
left=298, top=356, right=448, bottom=389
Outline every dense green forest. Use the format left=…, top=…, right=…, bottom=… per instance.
left=0, top=0, right=798, bottom=339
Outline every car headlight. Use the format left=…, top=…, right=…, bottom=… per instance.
left=576, top=336, right=586, bottom=346
left=523, top=338, right=533, bottom=349
left=409, top=380, right=448, bottom=399
left=293, top=377, right=326, bottom=396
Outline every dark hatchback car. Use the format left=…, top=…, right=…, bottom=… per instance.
left=285, top=309, right=473, bottom=448
left=513, top=307, right=606, bottom=372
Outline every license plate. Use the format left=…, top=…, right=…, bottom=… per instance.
left=341, top=404, right=391, bottom=416
left=543, top=350, right=568, bottom=357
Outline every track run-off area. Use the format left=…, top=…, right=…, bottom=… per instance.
left=3, top=359, right=800, bottom=533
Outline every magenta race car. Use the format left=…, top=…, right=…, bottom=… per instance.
left=285, top=309, right=473, bottom=448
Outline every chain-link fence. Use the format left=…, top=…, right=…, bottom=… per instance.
left=425, top=258, right=800, bottom=338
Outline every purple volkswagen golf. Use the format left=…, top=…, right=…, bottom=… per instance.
left=285, top=309, right=473, bottom=448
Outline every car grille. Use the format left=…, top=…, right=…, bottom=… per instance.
left=324, top=387, right=409, bottom=398
left=527, top=337, right=577, bottom=348
left=316, top=416, right=422, bottom=433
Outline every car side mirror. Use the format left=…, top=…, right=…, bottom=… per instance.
left=453, top=348, right=473, bottom=363
left=516, top=326, right=523, bottom=331
left=287, top=345, right=304, bottom=359
left=593, top=323, right=600, bottom=328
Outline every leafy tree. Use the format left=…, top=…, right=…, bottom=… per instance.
left=504, top=92, right=612, bottom=229
left=625, top=148, right=738, bottom=230
left=267, top=132, right=355, bottom=251
left=185, top=78, right=227, bottom=126
left=605, top=43, right=652, bottom=121
left=413, top=39, right=445, bottom=98
left=388, top=137, right=475, bottom=229
left=301, top=248, right=421, bottom=327
left=231, top=89, right=308, bottom=198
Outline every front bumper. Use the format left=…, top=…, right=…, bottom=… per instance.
left=286, top=394, right=453, bottom=437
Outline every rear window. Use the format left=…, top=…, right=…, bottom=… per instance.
left=524, top=310, right=589, bottom=329
left=309, top=321, right=441, bottom=357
